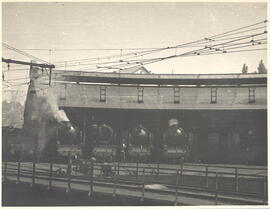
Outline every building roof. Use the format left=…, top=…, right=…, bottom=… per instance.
left=118, top=65, right=150, bottom=74
left=53, top=71, right=267, bottom=86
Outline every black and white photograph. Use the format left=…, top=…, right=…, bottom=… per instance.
left=2, top=1, right=268, bottom=206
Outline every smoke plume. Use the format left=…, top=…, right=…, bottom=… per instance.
left=24, top=86, right=71, bottom=160
left=22, top=66, right=74, bottom=161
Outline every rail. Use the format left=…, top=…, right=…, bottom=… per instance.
left=2, top=160, right=268, bottom=205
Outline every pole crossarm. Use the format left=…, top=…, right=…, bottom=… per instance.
left=2, top=58, right=55, bottom=69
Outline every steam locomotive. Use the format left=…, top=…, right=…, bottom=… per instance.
left=3, top=120, right=82, bottom=161
left=88, top=123, right=154, bottom=162
left=162, top=119, right=190, bottom=163
left=90, top=123, right=117, bottom=161
left=55, top=121, right=82, bottom=160
left=5, top=117, right=190, bottom=164
left=56, top=119, right=189, bottom=163
left=124, top=124, right=154, bottom=162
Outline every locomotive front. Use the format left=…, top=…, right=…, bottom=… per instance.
left=127, top=124, right=154, bottom=161
left=91, top=123, right=117, bottom=162
left=163, top=119, right=190, bottom=163
left=56, top=121, right=82, bottom=160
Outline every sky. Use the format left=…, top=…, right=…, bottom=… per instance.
left=1, top=2, right=268, bottom=101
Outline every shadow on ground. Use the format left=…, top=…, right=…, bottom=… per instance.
left=2, top=180, right=170, bottom=206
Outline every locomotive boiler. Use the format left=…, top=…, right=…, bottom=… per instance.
left=126, top=124, right=154, bottom=161
left=162, top=119, right=190, bottom=163
left=91, top=123, right=117, bottom=162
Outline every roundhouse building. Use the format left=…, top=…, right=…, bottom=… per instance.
left=33, top=69, right=267, bottom=165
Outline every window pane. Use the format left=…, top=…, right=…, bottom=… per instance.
left=174, top=87, right=180, bottom=103
left=211, top=88, right=217, bottom=104
left=100, top=86, right=106, bottom=102
left=138, top=87, right=144, bottom=103
left=249, top=88, right=255, bottom=103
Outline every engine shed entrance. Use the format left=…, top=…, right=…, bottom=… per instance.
left=26, top=69, right=267, bottom=165
left=63, top=107, right=267, bottom=165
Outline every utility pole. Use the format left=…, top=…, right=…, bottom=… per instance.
left=2, top=58, right=55, bottom=86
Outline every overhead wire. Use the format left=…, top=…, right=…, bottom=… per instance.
left=2, top=20, right=267, bottom=75
left=2, top=43, right=52, bottom=65
left=71, top=37, right=267, bottom=72
left=224, top=42, right=267, bottom=51
left=53, top=20, right=267, bottom=71
left=2, top=20, right=267, bottom=109
left=2, top=43, right=55, bottom=91
left=53, top=36, right=217, bottom=66
left=54, top=47, right=169, bottom=66
left=34, top=20, right=268, bottom=67
left=206, top=34, right=263, bottom=42
left=206, top=20, right=267, bottom=39
left=143, top=32, right=267, bottom=64
left=64, top=39, right=266, bottom=72
left=20, top=47, right=162, bottom=51
left=179, top=48, right=267, bottom=58
left=207, top=26, right=267, bottom=40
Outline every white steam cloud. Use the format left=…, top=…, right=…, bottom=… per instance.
left=30, top=89, right=70, bottom=123
left=42, top=89, right=69, bottom=122
left=27, top=88, right=71, bottom=159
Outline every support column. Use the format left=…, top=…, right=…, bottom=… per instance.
left=154, top=110, right=162, bottom=163
left=83, top=111, right=86, bottom=145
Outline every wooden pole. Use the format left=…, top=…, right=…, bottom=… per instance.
left=214, top=172, right=219, bottom=205
left=113, top=164, right=117, bottom=197
left=174, top=169, right=179, bottom=206
left=66, top=162, right=71, bottom=193
left=3, top=159, right=7, bottom=182
left=205, top=166, right=209, bottom=188
left=49, top=67, right=52, bottom=86
left=75, top=161, right=78, bottom=176
left=235, top=168, right=238, bottom=192
left=88, top=161, right=94, bottom=197
left=136, top=162, right=139, bottom=179
left=140, top=167, right=145, bottom=201
left=263, top=175, right=267, bottom=204
left=180, top=162, right=183, bottom=185
left=16, top=161, right=21, bottom=184
left=31, top=161, right=36, bottom=187
left=117, top=162, right=120, bottom=176
left=47, top=162, right=53, bottom=190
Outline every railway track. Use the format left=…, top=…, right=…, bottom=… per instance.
left=2, top=161, right=268, bottom=205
